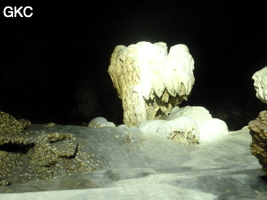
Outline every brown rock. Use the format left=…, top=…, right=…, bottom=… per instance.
left=0, top=111, right=31, bottom=134
left=248, top=110, right=267, bottom=173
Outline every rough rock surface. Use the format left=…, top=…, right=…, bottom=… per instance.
left=139, top=117, right=199, bottom=145
left=0, top=110, right=31, bottom=134
left=252, top=66, right=267, bottom=104
left=139, top=106, right=229, bottom=145
left=0, top=122, right=136, bottom=187
left=0, top=127, right=266, bottom=199
left=108, top=41, right=195, bottom=127
left=88, top=117, right=115, bottom=128
left=248, top=110, right=267, bottom=173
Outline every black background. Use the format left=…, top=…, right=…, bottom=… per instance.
left=1, top=1, right=267, bottom=130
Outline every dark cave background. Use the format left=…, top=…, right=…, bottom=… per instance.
left=1, top=1, right=267, bottom=131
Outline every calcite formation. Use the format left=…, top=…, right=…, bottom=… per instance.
left=0, top=113, right=143, bottom=187
left=248, top=110, right=267, bottom=173
left=139, top=117, right=199, bottom=145
left=108, top=41, right=195, bottom=127
left=0, top=125, right=112, bottom=186
left=139, top=106, right=229, bottom=145
left=0, top=112, right=120, bottom=187
left=88, top=117, right=115, bottom=128
left=88, top=117, right=143, bottom=143
left=0, top=110, right=31, bottom=134
left=252, top=66, right=267, bottom=104
left=250, top=67, right=267, bottom=173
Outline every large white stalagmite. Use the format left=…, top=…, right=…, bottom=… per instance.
left=108, top=41, right=195, bottom=127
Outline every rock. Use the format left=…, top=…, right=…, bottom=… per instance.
left=46, top=122, right=56, bottom=127
left=0, top=124, right=133, bottom=187
left=108, top=41, right=195, bottom=127
left=0, top=110, right=31, bottom=134
left=139, top=117, right=199, bottom=145
left=116, top=124, right=143, bottom=143
left=139, top=106, right=229, bottom=145
left=88, top=117, right=115, bottom=128
left=248, top=110, right=267, bottom=173
left=252, top=66, right=267, bottom=104
left=0, top=127, right=266, bottom=199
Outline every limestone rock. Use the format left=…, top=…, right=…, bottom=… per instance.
left=0, top=124, right=134, bottom=186
left=88, top=117, right=115, bottom=128
left=88, top=117, right=143, bottom=143
left=248, top=110, right=267, bottom=173
left=0, top=110, right=31, bottom=134
left=139, top=117, right=199, bottom=145
left=139, top=106, right=229, bottom=145
left=117, top=124, right=143, bottom=143
left=108, top=41, right=195, bottom=127
left=0, top=126, right=265, bottom=199
left=252, top=66, right=267, bottom=104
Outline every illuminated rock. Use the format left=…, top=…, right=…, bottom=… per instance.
left=108, top=41, right=195, bottom=127
left=0, top=126, right=264, bottom=199
left=252, top=66, right=267, bottom=103
left=250, top=67, right=267, bottom=173
left=139, top=106, right=229, bottom=145
left=88, top=117, right=143, bottom=143
left=139, top=117, right=199, bottom=145
left=88, top=117, right=115, bottom=128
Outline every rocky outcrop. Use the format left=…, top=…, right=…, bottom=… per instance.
left=0, top=112, right=138, bottom=187
left=0, top=110, right=31, bottom=134
left=0, top=114, right=144, bottom=187
left=0, top=124, right=109, bottom=186
left=248, top=110, right=267, bottom=173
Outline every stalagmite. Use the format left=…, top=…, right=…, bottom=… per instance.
left=108, top=41, right=195, bottom=127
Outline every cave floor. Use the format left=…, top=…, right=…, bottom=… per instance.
left=0, top=126, right=266, bottom=200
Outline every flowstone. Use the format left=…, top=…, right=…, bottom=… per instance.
left=88, top=117, right=143, bottom=143
left=108, top=41, right=195, bottom=127
left=0, top=126, right=266, bottom=199
left=139, top=106, right=228, bottom=145
left=88, top=117, right=115, bottom=128
left=0, top=125, right=107, bottom=186
left=0, top=116, right=138, bottom=187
